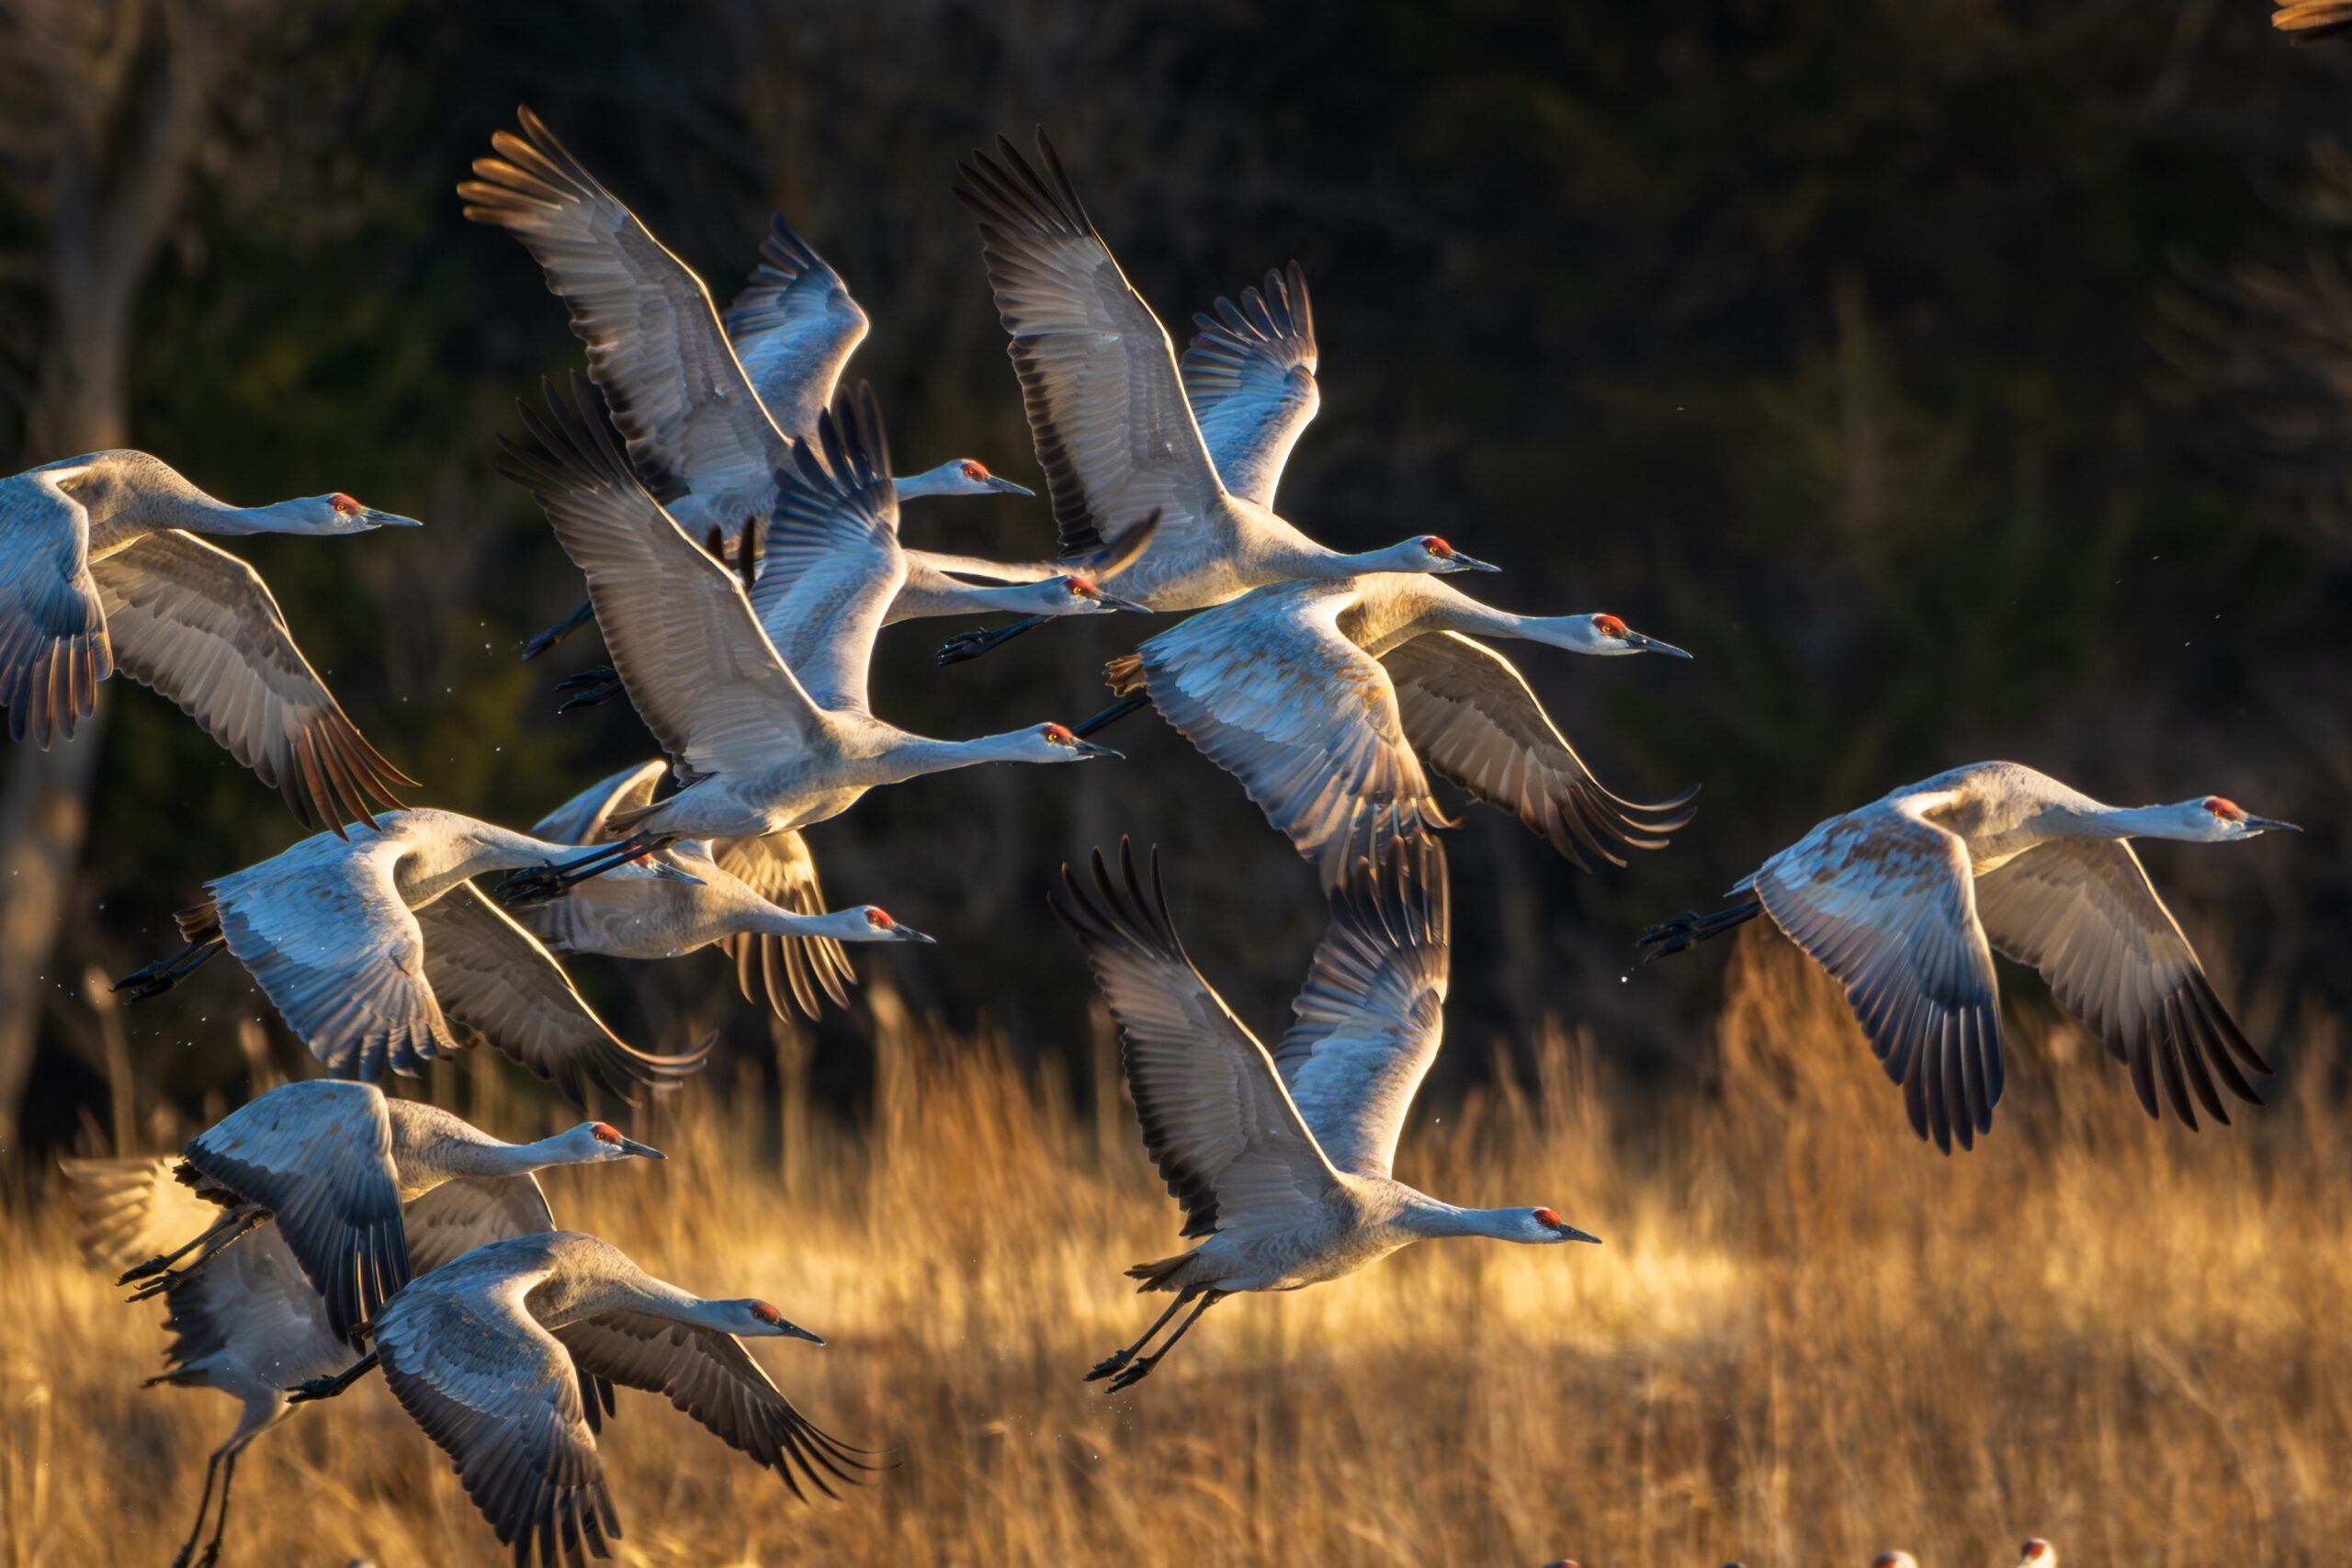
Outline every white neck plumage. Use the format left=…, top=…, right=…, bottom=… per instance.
left=1397, top=1199, right=1538, bottom=1242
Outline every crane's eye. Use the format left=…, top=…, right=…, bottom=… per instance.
left=330, top=492, right=363, bottom=515
left=962, top=461, right=987, bottom=480
left=1042, top=724, right=1076, bottom=745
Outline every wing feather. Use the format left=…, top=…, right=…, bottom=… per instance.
left=1182, top=261, right=1320, bottom=508
left=722, top=214, right=871, bottom=440
left=0, top=467, right=108, bottom=747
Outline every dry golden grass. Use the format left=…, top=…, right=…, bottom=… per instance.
left=5, top=932, right=2348, bottom=1567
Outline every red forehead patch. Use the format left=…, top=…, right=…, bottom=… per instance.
left=330, top=492, right=363, bottom=514
left=2204, top=797, right=2245, bottom=820
left=961, top=461, right=988, bottom=479
left=1043, top=723, right=1075, bottom=742
left=591, top=1122, right=622, bottom=1144
left=1423, top=536, right=1452, bottom=554
left=1065, top=576, right=1098, bottom=594
left=1594, top=615, right=1629, bottom=637
left=865, top=908, right=894, bottom=928
left=1533, top=1207, right=1562, bottom=1227
left=750, top=1301, right=782, bottom=1325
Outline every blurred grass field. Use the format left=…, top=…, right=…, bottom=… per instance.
left=3, top=931, right=2346, bottom=1568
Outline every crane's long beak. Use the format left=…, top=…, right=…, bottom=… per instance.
left=1438, top=550, right=1501, bottom=573
left=1624, top=629, right=1691, bottom=659
left=617, top=1136, right=665, bottom=1160
left=1557, top=1223, right=1602, bottom=1245
left=984, top=474, right=1035, bottom=497
left=1091, top=589, right=1151, bottom=613
left=1073, top=739, right=1124, bottom=761
left=2248, top=815, right=2301, bottom=834
left=365, top=508, right=424, bottom=528
left=777, top=1319, right=825, bottom=1345
left=888, top=922, right=938, bottom=944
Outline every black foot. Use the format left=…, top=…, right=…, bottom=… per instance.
left=1105, top=1355, right=1161, bottom=1393
left=554, top=665, right=623, bottom=713
left=1083, top=1348, right=1132, bottom=1382
left=494, top=865, right=572, bottom=908
left=1634, top=912, right=1704, bottom=961
left=935, top=614, right=1045, bottom=668
left=118, top=1251, right=172, bottom=1285
left=112, top=939, right=222, bottom=1001
left=285, top=1375, right=342, bottom=1404
left=520, top=601, right=594, bottom=662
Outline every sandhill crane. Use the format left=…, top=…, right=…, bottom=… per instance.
left=0, top=450, right=417, bottom=825
left=933, top=257, right=1324, bottom=666
left=520, top=761, right=934, bottom=1016
left=1638, top=761, right=2297, bottom=1151
left=1053, top=838, right=1599, bottom=1392
left=64, top=1086, right=655, bottom=1566
left=458, top=109, right=1158, bottom=667
left=489, top=376, right=1117, bottom=904
left=285, top=1229, right=864, bottom=1566
left=1873, top=1552, right=1919, bottom=1568
left=948, top=131, right=1504, bottom=661
left=1074, top=573, right=1693, bottom=889
left=110, top=807, right=713, bottom=1103
left=2016, top=1540, right=2056, bottom=1567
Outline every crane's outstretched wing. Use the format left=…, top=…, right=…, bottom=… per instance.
left=556, top=1311, right=867, bottom=1502
left=415, top=883, right=713, bottom=1105
left=716, top=831, right=854, bottom=1021
left=92, top=530, right=413, bottom=833
left=499, top=374, right=821, bottom=786
left=1383, top=632, right=1694, bottom=872
left=372, top=1246, right=620, bottom=1568
left=1053, top=840, right=1341, bottom=1242
left=723, top=215, right=870, bottom=440
left=746, top=386, right=903, bottom=713
left=1273, top=838, right=1451, bottom=1179
left=177, top=1079, right=407, bottom=1345
left=61, top=1156, right=220, bottom=1277
left=401, top=1172, right=559, bottom=1277
left=1973, top=838, right=2271, bottom=1127
left=1116, top=583, right=1450, bottom=891
left=460, top=107, right=786, bottom=514
left=210, top=836, right=462, bottom=1083
left=1752, top=796, right=2004, bottom=1153
left=1182, top=262, right=1320, bottom=509
left=529, top=759, right=667, bottom=845
left=0, top=468, right=108, bottom=747
left=957, top=131, right=1231, bottom=558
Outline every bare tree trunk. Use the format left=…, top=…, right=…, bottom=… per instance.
left=0, top=0, right=209, bottom=1150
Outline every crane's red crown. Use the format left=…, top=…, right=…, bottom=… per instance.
left=1064, top=576, right=1098, bottom=595
left=1041, top=723, right=1077, bottom=744
left=2018, top=1545, right=2050, bottom=1563
left=329, top=492, right=364, bottom=515
left=749, top=1301, right=783, bottom=1325
left=1533, top=1207, right=1564, bottom=1228
left=1593, top=615, right=1630, bottom=638
left=590, top=1122, right=623, bottom=1144
left=2204, top=797, right=2245, bottom=821
left=1420, top=535, right=1453, bottom=556
left=865, top=907, right=895, bottom=930
left=961, top=461, right=989, bottom=481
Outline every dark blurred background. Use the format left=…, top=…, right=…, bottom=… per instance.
left=1, top=0, right=2345, bottom=1161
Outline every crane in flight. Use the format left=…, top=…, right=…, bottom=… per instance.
left=1639, top=761, right=2297, bottom=1151
left=520, top=759, right=935, bottom=1020
left=1075, top=573, right=1692, bottom=890
left=491, top=376, right=1118, bottom=905
left=460, top=108, right=1156, bottom=671
left=947, top=130, right=1506, bottom=663
left=111, top=807, right=713, bottom=1104
left=1054, top=838, right=1599, bottom=1393
left=0, top=449, right=417, bottom=828
left=67, top=1080, right=662, bottom=1568
left=285, top=1229, right=866, bottom=1566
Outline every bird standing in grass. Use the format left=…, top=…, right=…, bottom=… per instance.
left=1054, top=838, right=1600, bottom=1392
left=1639, top=761, right=2296, bottom=1151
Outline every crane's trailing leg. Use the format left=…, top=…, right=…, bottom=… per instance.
left=168, top=1443, right=227, bottom=1568
left=519, top=598, right=594, bottom=661
left=286, top=1350, right=380, bottom=1404
left=1074, top=693, right=1148, bottom=739
left=1634, top=891, right=1763, bottom=963
left=1103, top=1291, right=1224, bottom=1393
left=553, top=664, right=623, bottom=713
left=935, top=614, right=1046, bottom=667
left=112, top=932, right=228, bottom=1001
left=492, top=835, right=667, bottom=908
left=119, top=1202, right=266, bottom=1291
left=1084, top=1292, right=1193, bottom=1383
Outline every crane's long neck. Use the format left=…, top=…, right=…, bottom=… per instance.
left=2050, top=801, right=2194, bottom=841
left=890, top=465, right=964, bottom=501
left=1415, top=581, right=1587, bottom=646
left=403, top=814, right=586, bottom=905
left=431, top=1130, right=584, bottom=1181
left=1396, top=1198, right=1534, bottom=1242
left=949, top=579, right=1068, bottom=616
left=864, top=729, right=1039, bottom=786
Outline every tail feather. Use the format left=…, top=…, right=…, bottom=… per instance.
left=1125, top=1251, right=1193, bottom=1292
left=1104, top=652, right=1146, bottom=697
